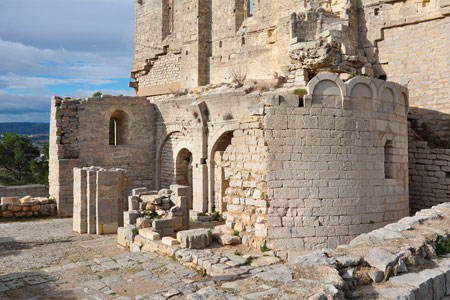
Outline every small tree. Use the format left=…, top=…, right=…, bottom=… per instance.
left=93, top=91, right=102, bottom=98
left=30, top=143, right=49, bottom=185
left=0, top=133, right=40, bottom=185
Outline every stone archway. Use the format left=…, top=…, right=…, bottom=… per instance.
left=209, top=131, right=234, bottom=214
left=176, top=148, right=193, bottom=209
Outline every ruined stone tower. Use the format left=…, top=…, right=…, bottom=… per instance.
left=49, top=0, right=449, bottom=250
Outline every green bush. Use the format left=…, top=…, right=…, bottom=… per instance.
left=436, top=236, right=450, bottom=256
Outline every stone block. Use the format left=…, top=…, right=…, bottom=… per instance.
left=152, top=218, right=173, bottom=230
left=141, top=195, right=163, bottom=205
left=128, top=196, right=140, bottom=211
left=1, top=197, right=19, bottom=205
left=124, top=210, right=140, bottom=226
left=364, top=248, right=399, bottom=273
left=139, top=228, right=161, bottom=240
left=171, top=216, right=183, bottom=231
left=132, top=187, right=147, bottom=196
left=136, top=217, right=151, bottom=228
left=19, top=196, right=32, bottom=204
left=391, top=272, right=433, bottom=300
left=177, top=229, right=212, bottom=249
left=162, top=237, right=180, bottom=246
left=170, top=184, right=190, bottom=197
left=117, top=226, right=136, bottom=247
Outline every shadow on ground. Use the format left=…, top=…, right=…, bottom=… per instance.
left=0, top=271, right=78, bottom=300
left=0, top=236, right=73, bottom=259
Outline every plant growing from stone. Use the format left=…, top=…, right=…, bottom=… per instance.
left=435, top=236, right=450, bottom=256
left=260, top=241, right=270, bottom=252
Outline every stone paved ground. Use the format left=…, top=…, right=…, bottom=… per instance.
left=0, top=219, right=329, bottom=300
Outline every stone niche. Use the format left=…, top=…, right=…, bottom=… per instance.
left=73, top=167, right=126, bottom=235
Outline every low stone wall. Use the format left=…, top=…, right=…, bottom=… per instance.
left=0, top=185, right=48, bottom=199
left=409, top=140, right=450, bottom=213
left=0, top=197, right=56, bottom=218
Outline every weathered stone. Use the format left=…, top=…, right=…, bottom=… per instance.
left=369, top=270, right=385, bottom=283
left=218, top=234, right=241, bottom=246
left=139, top=228, right=161, bottom=240
left=1, top=197, right=19, bottom=205
left=177, top=229, right=212, bottom=249
left=186, top=287, right=219, bottom=300
left=251, top=265, right=293, bottom=283
left=124, top=210, right=140, bottom=226
left=290, top=250, right=336, bottom=266
left=161, top=237, right=180, bottom=246
left=128, top=196, right=139, bottom=211
left=136, top=217, right=151, bottom=228
left=365, top=248, right=399, bottom=273
left=250, top=256, right=280, bottom=267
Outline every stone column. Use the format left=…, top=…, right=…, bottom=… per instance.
left=86, top=168, right=97, bottom=234
left=73, top=168, right=87, bottom=233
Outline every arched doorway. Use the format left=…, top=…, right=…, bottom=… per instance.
left=176, top=148, right=193, bottom=208
left=210, top=131, right=233, bottom=214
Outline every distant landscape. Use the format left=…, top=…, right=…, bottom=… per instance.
left=0, top=123, right=49, bottom=146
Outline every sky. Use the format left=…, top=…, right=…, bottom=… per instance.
left=0, top=0, right=136, bottom=123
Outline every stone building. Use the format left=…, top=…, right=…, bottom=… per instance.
left=49, top=0, right=449, bottom=251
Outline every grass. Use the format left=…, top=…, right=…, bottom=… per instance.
left=293, top=88, right=307, bottom=97
left=233, top=230, right=240, bottom=237
left=198, top=268, right=207, bottom=277
left=435, top=236, right=450, bottom=256
left=233, top=251, right=241, bottom=256
left=260, top=241, right=270, bottom=252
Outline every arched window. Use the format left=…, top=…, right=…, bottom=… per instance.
left=109, top=110, right=128, bottom=146
left=384, top=140, right=394, bottom=179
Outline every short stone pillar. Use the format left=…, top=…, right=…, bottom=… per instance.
left=73, top=167, right=126, bottom=235
left=73, top=168, right=87, bottom=233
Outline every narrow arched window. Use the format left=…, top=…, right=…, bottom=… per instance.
left=384, top=140, right=394, bottom=179
left=109, top=118, right=117, bottom=145
left=109, top=110, right=128, bottom=146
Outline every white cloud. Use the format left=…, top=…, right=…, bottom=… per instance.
left=0, top=0, right=136, bottom=123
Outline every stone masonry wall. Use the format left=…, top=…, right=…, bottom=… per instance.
left=0, top=185, right=48, bottom=200
left=376, top=17, right=450, bottom=114
left=137, top=52, right=182, bottom=90
left=264, top=74, right=409, bottom=251
left=49, top=96, right=155, bottom=217
left=0, top=200, right=56, bottom=219
left=160, top=132, right=185, bottom=189
left=409, top=140, right=450, bottom=213
left=223, top=116, right=269, bottom=249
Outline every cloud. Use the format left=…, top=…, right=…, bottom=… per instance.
left=0, top=0, right=136, bottom=123
left=0, top=91, right=50, bottom=115
left=0, top=0, right=134, bottom=53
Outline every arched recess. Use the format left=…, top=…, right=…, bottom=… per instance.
left=108, top=110, right=129, bottom=145
left=306, top=73, right=346, bottom=108
left=208, top=130, right=234, bottom=214
left=346, top=77, right=378, bottom=111
left=157, top=131, right=185, bottom=189
left=377, top=81, right=400, bottom=115
left=175, top=148, right=193, bottom=209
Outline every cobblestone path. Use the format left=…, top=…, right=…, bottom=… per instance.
left=0, top=219, right=320, bottom=300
